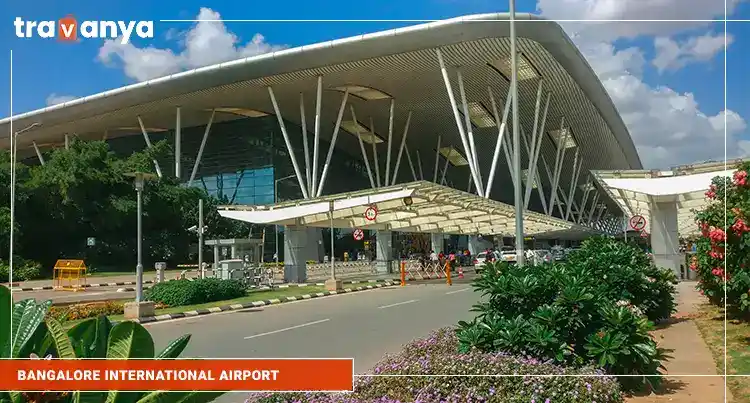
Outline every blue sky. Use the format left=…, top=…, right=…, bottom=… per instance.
left=1, top=0, right=748, bottom=168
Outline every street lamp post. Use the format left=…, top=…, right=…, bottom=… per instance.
left=124, top=172, right=158, bottom=319
left=274, top=174, right=296, bottom=267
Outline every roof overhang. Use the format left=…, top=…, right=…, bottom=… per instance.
left=218, top=181, right=599, bottom=239
left=592, top=159, right=745, bottom=237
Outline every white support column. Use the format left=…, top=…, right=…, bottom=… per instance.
left=485, top=85, right=513, bottom=197
left=137, top=116, right=163, bottom=178
left=64, top=134, right=70, bottom=150
left=385, top=99, right=395, bottom=186
left=596, top=206, right=606, bottom=223
left=416, top=150, right=424, bottom=180
left=188, top=109, right=216, bottom=186
left=501, top=122, right=516, bottom=189
left=175, top=106, right=181, bottom=178
left=587, top=193, right=600, bottom=225
left=405, top=144, right=418, bottom=182
left=524, top=91, right=550, bottom=209
left=32, top=141, right=45, bottom=165
left=435, top=49, right=482, bottom=193
left=350, top=106, right=376, bottom=188
left=300, top=93, right=312, bottom=195
left=565, top=150, right=582, bottom=221
left=457, top=69, right=483, bottom=196
left=467, top=170, right=473, bottom=192
left=539, top=154, right=564, bottom=218
left=370, top=116, right=381, bottom=187
left=316, top=89, right=350, bottom=197
left=577, top=181, right=592, bottom=224
left=433, top=135, right=442, bottom=183
left=520, top=125, right=549, bottom=215
left=391, top=111, right=412, bottom=185
left=548, top=117, right=567, bottom=211
left=311, top=75, right=323, bottom=195
left=440, top=152, right=450, bottom=185
left=268, top=87, right=310, bottom=199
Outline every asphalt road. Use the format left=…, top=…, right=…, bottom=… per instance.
left=143, top=281, right=481, bottom=403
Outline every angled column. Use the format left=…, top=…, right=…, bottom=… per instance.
left=175, top=107, right=181, bottom=178
left=283, top=225, right=310, bottom=283
left=375, top=230, right=394, bottom=274
left=651, top=197, right=680, bottom=277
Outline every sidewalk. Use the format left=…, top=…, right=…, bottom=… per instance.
left=626, top=281, right=728, bottom=403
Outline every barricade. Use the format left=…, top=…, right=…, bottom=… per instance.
left=404, top=259, right=424, bottom=280
left=53, top=259, right=87, bottom=292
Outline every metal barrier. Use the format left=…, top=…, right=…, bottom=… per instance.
left=53, top=259, right=87, bottom=291
left=401, top=259, right=452, bottom=286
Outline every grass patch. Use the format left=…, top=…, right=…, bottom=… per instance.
left=693, top=302, right=750, bottom=401
left=62, top=285, right=328, bottom=329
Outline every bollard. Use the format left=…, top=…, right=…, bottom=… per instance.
left=446, top=261, right=452, bottom=286
left=458, top=266, right=464, bottom=279
left=400, top=260, right=406, bottom=287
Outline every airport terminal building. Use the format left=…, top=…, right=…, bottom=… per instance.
left=5, top=13, right=708, bottom=281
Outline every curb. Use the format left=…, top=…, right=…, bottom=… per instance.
left=134, top=281, right=396, bottom=324
left=11, top=277, right=400, bottom=293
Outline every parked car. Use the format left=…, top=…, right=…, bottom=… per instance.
left=473, top=251, right=502, bottom=273
left=532, top=249, right=553, bottom=264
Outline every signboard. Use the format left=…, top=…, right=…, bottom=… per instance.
left=629, top=215, right=647, bottom=231
left=86, top=237, right=96, bottom=247
left=353, top=229, right=364, bottom=241
left=640, top=230, right=649, bottom=238
left=364, top=206, right=378, bottom=221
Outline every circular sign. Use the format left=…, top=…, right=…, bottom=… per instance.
left=629, top=215, right=647, bottom=231
left=640, top=230, right=649, bottom=238
left=364, top=206, right=378, bottom=221
left=353, top=229, right=364, bottom=241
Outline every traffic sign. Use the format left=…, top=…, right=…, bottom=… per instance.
left=640, top=230, right=649, bottom=238
left=353, top=229, right=364, bottom=241
left=629, top=215, right=647, bottom=231
left=364, top=206, right=378, bottom=221
left=86, top=237, right=96, bottom=247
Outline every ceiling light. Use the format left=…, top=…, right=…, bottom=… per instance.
left=332, top=85, right=392, bottom=101
left=548, top=128, right=577, bottom=149
left=466, top=102, right=496, bottom=128
left=489, top=53, right=540, bottom=81
left=341, top=120, right=384, bottom=145
left=439, top=146, right=469, bottom=167
left=211, top=108, right=270, bottom=118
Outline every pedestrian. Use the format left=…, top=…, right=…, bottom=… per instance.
left=429, top=250, right=438, bottom=262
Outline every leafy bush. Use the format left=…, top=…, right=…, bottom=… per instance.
left=693, top=161, right=750, bottom=314
left=456, top=238, right=674, bottom=391
left=247, top=328, right=624, bottom=403
left=144, top=278, right=246, bottom=307
left=0, top=257, right=43, bottom=282
left=0, top=285, right=224, bottom=402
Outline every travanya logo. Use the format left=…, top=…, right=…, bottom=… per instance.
left=14, top=15, right=153, bottom=44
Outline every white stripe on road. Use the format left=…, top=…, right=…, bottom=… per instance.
left=378, top=299, right=417, bottom=309
left=243, top=319, right=330, bottom=340
left=446, top=287, right=470, bottom=295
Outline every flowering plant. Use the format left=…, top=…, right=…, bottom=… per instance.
left=694, top=162, right=750, bottom=313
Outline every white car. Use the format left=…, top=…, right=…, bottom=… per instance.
left=532, top=249, right=553, bottom=264
left=473, top=251, right=501, bottom=273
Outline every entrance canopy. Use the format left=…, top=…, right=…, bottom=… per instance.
left=218, top=180, right=598, bottom=239
left=592, top=160, right=741, bottom=236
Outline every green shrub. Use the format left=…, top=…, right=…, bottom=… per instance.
left=247, top=328, right=624, bottom=403
left=457, top=238, right=675, bottom=392
left=0, top=257, right=43, bottom=282
left=144, top=278, right=246, bottom=307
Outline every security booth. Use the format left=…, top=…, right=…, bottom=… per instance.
left=204, top=238, right=264, bottom=269
left=53, top=259, right=87, bottom=291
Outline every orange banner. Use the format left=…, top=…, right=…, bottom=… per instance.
left=0, top=359, right=353, bottom=392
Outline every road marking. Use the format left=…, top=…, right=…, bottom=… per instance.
left=243, top=319, right=330, bottom=340
left=446, top=287, right=470, bottom=295
left=378, top=299, right=417, bottom=309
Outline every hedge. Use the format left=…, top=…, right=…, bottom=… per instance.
left=143, top=278, right=246, bottom=307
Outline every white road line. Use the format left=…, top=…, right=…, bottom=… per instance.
left=446, top=287, right=470, bottom=295
left=243, top=319, right=330, bottom=340
left=378, top=299, right=418, bottom=309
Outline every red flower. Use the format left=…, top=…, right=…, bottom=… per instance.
left=706, top=184, right=718, bottom=199
left=709, top=228, right=727, bottom=242
left=734, top=170, right=748, bottom=187
left=732, top=218, right=750, bottom=236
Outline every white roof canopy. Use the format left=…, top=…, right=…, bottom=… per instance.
left=592, top=160, right=743, bottom=236
left=218, top=181, right=598, bottom=239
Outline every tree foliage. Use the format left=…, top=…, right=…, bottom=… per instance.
left=1, top=139, right=249, bottom=274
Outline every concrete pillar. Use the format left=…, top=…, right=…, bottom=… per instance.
left=375, top=230, right=393, bottom=274
left=230, top=245, right=237, bottom=259
left=213, top=245, right=220, bottom=270
left=283, top=225, right=310, bottom=283
left=650, top=199, right=681, bottom=278
left=468, top=235, right=493, bottom=255
left=431, top=233, right=444, bottom=254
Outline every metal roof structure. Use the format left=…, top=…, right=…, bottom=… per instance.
left=218, top=181, right=598, bottom=239
left=3, top=12, right=643, bottom=235
left=592, top=160, right=744, bottom=237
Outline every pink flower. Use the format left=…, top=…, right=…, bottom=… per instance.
left=709, top=250, right=724, bottom=260
left=734, top=170, right=748, bottom=187
left=709, top=228, right=727, bottom=242
left=732, top=218, right=750, bottom=236
left=706, top=184, right=718, bottom=199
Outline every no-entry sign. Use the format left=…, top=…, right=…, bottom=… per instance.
left=364, top=206, right=378, bottom=221
left=353, top=229, right=364, bottom=241
left=629, top=215, right=647, bottom=231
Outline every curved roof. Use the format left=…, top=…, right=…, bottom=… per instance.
left=2, top=12, right=640, bottom=168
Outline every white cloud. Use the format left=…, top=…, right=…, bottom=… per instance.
left=97, top=7, right=286, bottom=82
left=46, top=93, right=78, bottom=106
left=537, top=0, right=747, bottom=168
left=653, top=32, right=732, bottom=73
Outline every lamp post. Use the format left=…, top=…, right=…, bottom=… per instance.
left=274, top=174, right=296, bottom=267
left=124, top=172, right=158, bottom=307
left=9, top=122, right=41, bottom=282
